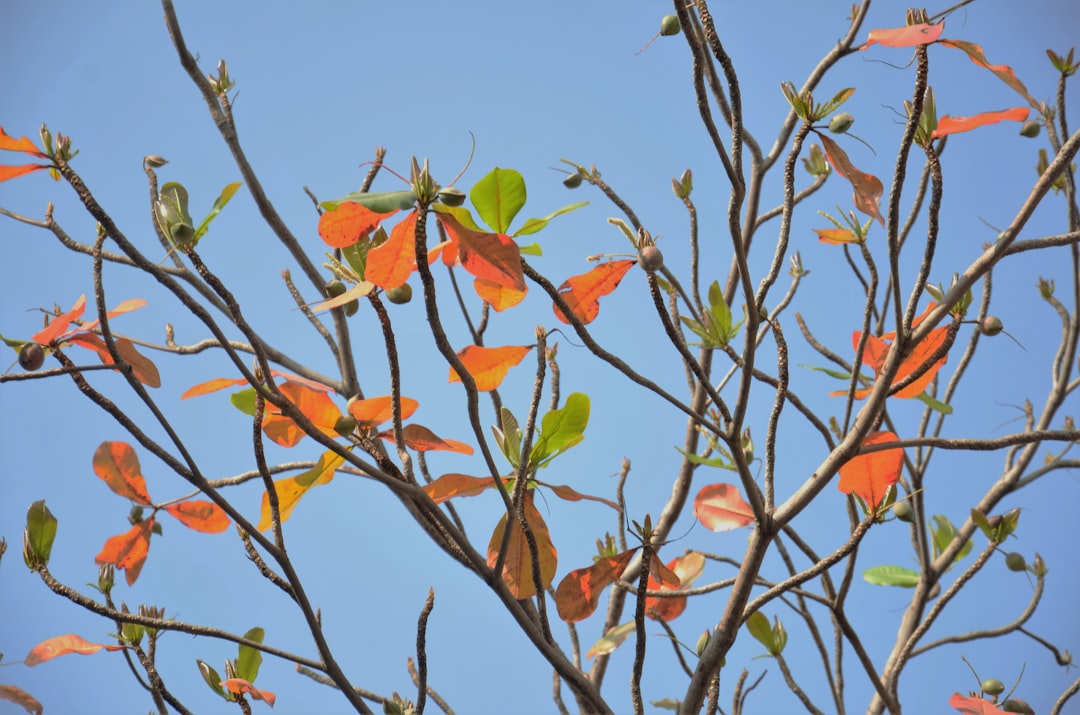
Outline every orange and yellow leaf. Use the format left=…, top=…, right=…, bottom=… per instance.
left=948, top=692, right=1008, bottom=715
left=31, top=295, right=87, bottom=346
left=555, top=549, right=636, bottom=622
left=92, top=441, right=152, bottom=505
left=423, top=473, right=502, bottom=504
left=0, top=683, right=43, bottom=714
left=318, top=201, right=397, bottom=248
left=645, top=551, right=705, bottom=622
left=262, top=381, right=343, bottom=447
left=95, top=519, right=154, bottom=586
left=553, top=260, right=635, bottom=325
left=819, top=135, right=884, bottom=226
left=258, top=451, right=343, bottom=530
left=437, top=213, right=525, bottom=291
left=220, top=679, right=277, bottom=707
left=164, top=500, right=230, bottom=533
left=365, top=210, right=418, bottom=289
left=347, top=395, right=420, bottom=426
left=0, top=164, right=49, bottom=182
left=473, top=277, right=528, bottom=311
left=940, top=39, right=1037, bottom=107
left=487, top=492, right=557, bottom=599
left=449, top=344, right=532, bottom=392
left=932, top=107, right=1030, bottom=139
left=838, top=430, right=903, bottom=509
left=24, top=634, right=126, bottom=667
left=0, top=127, right=48, bottom=157
left=813, top=228, right=860, bottom=245
left=693, top=483, right=755, bottom=531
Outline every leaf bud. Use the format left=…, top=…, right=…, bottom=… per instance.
left=1037, top=276, right=1055, bottom=299
left=828, top=112, right=855, bottom=134
left=892, top=501, right=914, bottom=523
left=637, top=245, right=664, bottom=273
left=695, top=629, right=711, bottom=657
left=97, top=563, right=115, bottom=594
left=980, top=316, right=1003, bottom=336
left=1019, top=120, right=1041, bottom=138
left=1004, top=552, right=1026, bottom=572
left=18, top=342, right=45, bottom=371
left=39, top=124, right=54, bottom=157
left=660, top=14, right=681, bottom=36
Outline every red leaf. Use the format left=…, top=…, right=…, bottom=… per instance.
left=861, top=23, right=944, bottom=49
left=437, top=213, right=525, bottom=291
left=0, top=164, right=48, bottom=182
left=0, top=683, right=43, bottom=714
left=262, top=381, right=343, bottom=447
left=645, top=551, right=705, bottom=622
left=693, top=483, right=755, bottom=531
left=838, top=431, right=903, bottom=509
left=318, top=201, right=397, bottom=248
left=553, top=260, right=635, bottom=325
left=92, top=441, right=152, bottom=505
left=473, top=277, right=528, bottom=311
left=31, top=295, right=86, bottom=345
left=0, top=127, right=48, bottom=157
left=940, top=39, right=1037, bottom=107
left=819, top=135, right=884, bottom=227
left=837, top=304, right=950, bottom=399
left=377, top=423, right=474, bottom=454
left=487, top=492, right=557, bottom=599
left=347, top=395, right=420, bottom=425
left=423, top=473, right=502, bottom=504
left=95, top=519, right=154, bottom=586
left=365, top=210, right=418, bottom=289
left=449, top=344, right=532, bottom=391
left=948, top=692, right=1008, bottom=715
left=932, top=107, right=1030, bottom=139
left=220, top=679, right=277, bottom=708
left=164, top=500, right=230, bottom=533
left=555, top=549, right=636, bottom=622
left=24, top=634, right=126, bottom=667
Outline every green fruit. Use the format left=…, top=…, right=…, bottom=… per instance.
left=829, top=113, right=855, bottom=134
left=1002, top=698, right=1035, bottom=714
left=892, top=501, right=914, bottom=523
left=638, top=245, right=664, bottom=273
left=1005, top=552, right=1027, bottom=572
left=981, top=678, right=1006, bottom=696
left=333, top=414, right=357, bottom=437
left=660, top=14, right=680, bottom=36
left=385, top=284, right=413, bottom=304
left=326, top=280, right=359, bottom=316
left=1019, top=120, right=1041, bottom=138
left=980, top=316, right=1003, bottom=336
left=436, top=187, right=467, bottom=207
left=18, top=342, right=45, bottom=371
left=562, top=172, right=583, bottom=189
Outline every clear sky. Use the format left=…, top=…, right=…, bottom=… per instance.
left=1, top=1, right=1078, bottom=714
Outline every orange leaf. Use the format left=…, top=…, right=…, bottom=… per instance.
left=31, top=295, right=86, bottom=345
left=0, top=127, right=48, bottom=157
left=377, top=423, right=475, bottom=454
left=365, top=210, right=418, bottom=289
left=164, top=500, right=230, bottom=533
left=76, top=298, right=148, bottom=334
left=69, top=334, right=161, bottom=387
left=948, top=692, right=1008, bottom=715
left=347, top=395, right=420, bottom=425
left=180, top=371, right=331, bottom=399
left=0, top=163, right=48, bottom=182
left=940, top=39, right=1037, bottom=107
left=813, top=228, right=860, bottom=245
left=318, top=201, right=398, bottom=248
left=92, top=441, right=152, bottom=505
left=262, top=381, right=343, bottom=447
left=890, top=326, right=949, bottom=397
left=819, top=135, right=884, bottom=227
left=555, top=549, right=636, bottom=622
left=423, top=473, right=502, bottom=504
left=258, top=452, right=342, bottom=530
left=693, top=483, right=755, bottom=531
left=24, top=634, right=126, bottom=667
left=544, top=483, right=619, bottom=510
left=95, top=519, right=154, bottom=586
left=473, top=277, right=528, bottom=311
left=220, top=679, right=277, bottom=708
left=838, top=430, right=903, bottom=509
left=0, top=683, right=43, bottom=714
left=932, top=107, right=1030, bottom=139
left=449, top=344, right=532, bottom=391
left=553, top=260, right=635, bottom=325
left=860, top=23, right=944, bottom=49
left=437, top=213, right=525, bottom=291
left=487, top=492, right=557, bottom=599
left=646, top=551, right=705, bottom=622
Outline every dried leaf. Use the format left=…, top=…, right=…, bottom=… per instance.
left=24, top=634, right=125, bottom=667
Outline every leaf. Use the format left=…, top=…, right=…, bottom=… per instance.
left=693, top=483, right=755, bottom=531
left=0, top=126, right=48, bottom=157
left=95, top=519, right=154, bottom=586
left=863, top=564, right=920, bottom=587
left=838, top=431, right=903, bottom=509
left=23, top=500, right=58, bottom=568
left=0, top=163, right=49, bottom=182
left=818, top=134, right=884, bottom=226
left=815, top=87, right=856, bottom=119
left=544, top=483, right=619, bottom=510
left=487, top=492, right=557, bottom=599
left=262, top=381, right=343, bottom=447
left=257, top=451, right=343, bottom=530
left=931, top=514, right=973, bottom=565
left=585, top=621, right=636, bottom=658
left=814, top=227, right=860, bottom=244
left=236, top=627, right=265, bottom=683
left=320, top=190, right=417, bottom=213
left=645, top=551, right=706, bottom=622
left=156, top=182, right=195, bottom=246
left=531, top=392, right=590, bottom=467
left=948, top=692, right=1009, bottom=715
left=473, top=277, right=528, bottom=312
left=181, top=371, right=332, bottom=399
left=0, top=684, right=43, bottom=714
left=745, top=611, right=774, bottom=651
left=470, top=167, right=527, bottom=233
left=437, top=212, right=525, bottom=292
left=24, top=634, right=126, bottom=666
left=940, top=39, right=1038, bottom=107
left=377, top=423, right=474, bottom=454
left=197, top=659, right=227, bottom=699
left=932, top=107, right=1030, bottom=138
left=555, top=549, right=636, bottom=622
left=347, top=395, right=420, bottom=426
left=31, top=294, right=86, bottom=345
left=553, top=260, right=636, bottom=324
left=309, top=281, right=374, bottom=312
left=219, top=679, right=276, bottom=708
left=449, top=344, right=532, bottom=391
left=92, top=442, right=153, bottom=505
left=890, top=326, right=950, bottom=397
left=193, top=181, right=243, bottom=243
left=860, top=23, right=945, bottom=49
left=365, top=209, right=418, bottom=289
left=423, top=473, right=500, bottom=504
left=914, top=391, right=953, bottom=415
left=317, top=201, right=399, bottom=248
left=164, top=500, right=230, bottom=533
left=65, top=333, right=162, bottom=387
left=513, top=201, right=589, bottom=237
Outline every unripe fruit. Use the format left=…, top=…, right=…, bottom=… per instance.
left=1002, top=698, right=1035, bottom=714
left=660, top=14, right=680, bottom=36
left=325, top=279, right=359, bottom=316
left=981, top=678, right=1006, bottom=696
left=385, top=284, right=413, bottom=304
left=19, top=342, right=45, bottom=371
left=1005, top=552, right=1027, bottom=572
left=1019, top=120, right=1041, bottom=138
left=638, top=245, right=664, bottom=273
left=436, top=187, right=467, bottom=206
left=563, top=172, right=583, bottom=189
left=829, top=113, right=855, bottom=134
left=892, top=501, right=914, bottom=522
left=980, top=315, right=1003, bottom=336
left=333, top=414, right=357, bottom=437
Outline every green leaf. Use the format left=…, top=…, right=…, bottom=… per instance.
left=24, top=500, right=57, bottom=568
left=530, top=393, right=590, bottom=468
left=513, top=201, right=588, bottom=237
left=675, top=446, right=734, bottom=470
left=650, top=699, right=681, bottom=711
left=430, top=203, right=484, bottom=231
left=815, top=87, right=856, bottom=119
left=970, top=508, right=995, bottom=540
left=236, top=626, right=265, bottom=683
left=863, top=564, right=920, bottom=587
left=230, top=388, right=257, bottom=417
left=679, top=316, right=716, bottom=347
left=914, top=391, right=953, bottom=415
left=156, top=181, right=195, bottom=247
left=930, top=514, right=971, bottom=566
left=801, top=363, right=858, bottom=381
left=320, top=190, right=417, bottom=213
left=492, top=407, right=522, bottom=469
left=470, top=167, right=526, bottom=233
left=196, top=659, right=227, bottom=699
left=518, top=242, right=542, bottom=256
left=745, top=611, right=774, bottom=652
left=772, top=617, right=787, bottom=655
left=193, top=181, right=242, bottom=243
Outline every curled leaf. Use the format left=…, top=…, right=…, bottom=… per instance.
left=24, top=634, right=126, bottom=667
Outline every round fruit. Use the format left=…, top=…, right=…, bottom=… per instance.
left=892, top=501, right=914, bottom=523
left=1002, top=698, right=1035, bottom=714
left=981, top=678, right=1006, bottom=696
left=333, top=414, right=357, bottom=437
left=385, top=284, right=413, bottom=304
left=1019, top=120, right=1041, bottom=138
left=980, top=316, right=1003, bottom=336
left=1005, top=552, right=1027, bottom=572
left=19, top=342, right=45, bottom=371
left=660, top=14, right=680, bottom=36
left=563, top=172, right=583, bottom=189
left=638, top=245, right=664, bottom=273
left=828, top=113, right=855, bottom=134
left=436, top=187, right=467, bottom=206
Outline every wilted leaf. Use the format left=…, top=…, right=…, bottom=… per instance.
left=24, top=634, right=126, bottom=667
left=220, top=679, right=276, bottom=708
left=693, top=483, right=755, bottom=531
left=940, top=39, right=1038, bottom=107
left=932, top=107, right=1030, bottom=138
left=92, top=442, right=152, bottom=505
left=861, top=23, right=945, bottom=49
left=309, top=281, right=374, bottom=313
left=449, top=344, right=532, bottom=391
left=95, top=519, right=154, bottom=586
left=544, top=483, right=618, bottom=510
left=487, top=492, right=557, bottom=599
left=838, top=431, right=903, bottom=509
left=819, top=135, right=884, bottom=226
left=365, top=210, right=418, bottom=289
left=585, top=621, right=636, bottom=658
left=555, top=549, right=636, bottom=622
left=553, top=260, right=635, bottom=324
left=318, top=201, right=398, bottom=248
left=164, top=500, right=230, bottom=533
left=377, top=423, right=474, bottom=454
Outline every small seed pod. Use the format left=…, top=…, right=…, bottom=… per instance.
left=981, top=678, right=1006, bottom=697
left=892, top=501, right=914, bottom=523
left=144, top=155, right=169, bottom=168
left=638, top=245, right=664, bottom=273
left=660, top=14, right=681, bottom=36
left=333, top=414, right=357, bottom=437
left=828, top=113, right=855, bottom=134
left=19, top=342, right=45, bottom=371
left=1019, top=120, right=1041, bottom=138
left=1002, top=698, right=1035, bottom=714
left=980, top=315, right=1003, bottom=336
left=1005, top=552, right=1027, bottom=572
left=385, top=284, right=413, bottom=305
left=563, top=172, right=583, bottom=189
left=436, top=187, right=467, bottom=206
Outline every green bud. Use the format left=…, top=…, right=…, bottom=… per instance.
left=892, top=501, right=914, bottom=523
left=334, top=414, right=357, bottom=437
left=1019, top=120, right=1041, bottom=138
left=695, top=629, right=711, bottom=657
left=828, top=113, right=855, bottom=134
left=660, top=14, right=680, bottom=36
left=981, top=678, right=1006, bottom=696
left=562, top=172, right=583, bottom=189
left=1004, top=552, right=1026, bottom=572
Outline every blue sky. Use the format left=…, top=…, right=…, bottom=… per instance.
left=2, top=2, right=1078, bottom=713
